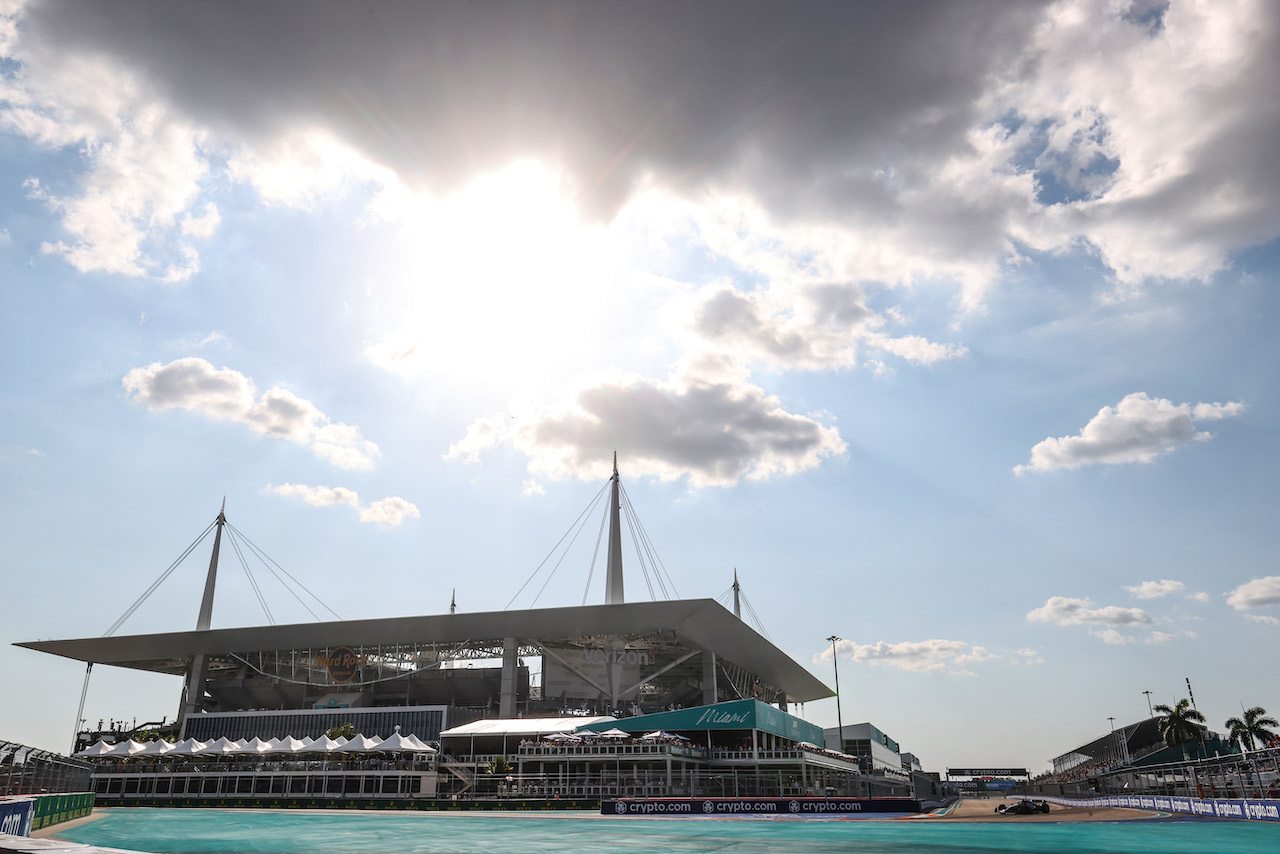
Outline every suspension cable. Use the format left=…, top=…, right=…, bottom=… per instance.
left=102, top=519, right=218, bottom=637
left=505, top=480, right=609, bottom=609
left=529, top=495, right=601, bottom=609
left=225, top=521, right=340, bottom=621
left=740, top=590, right=772, bottom=641
left=619, top=482, right=679, bottom=599
left=581, top=504, right=610, bottom=606
left=224, top=526, right=273, bottom=624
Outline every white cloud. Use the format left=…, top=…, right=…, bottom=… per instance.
left=1013, top=648, right=1044, bottom=666
left=1245, top=614, right=1280, bottom=627
left=0, top=227, right=10, bottom=244
left=521, top=480, right=547, bottom=497
left=815, top=638, right=997, bottom=674
left=446, top=359, right=847, bottom=488
left=228, top=128, right=394, bottom=209
left=266, top=483, right=359, bottom=508
left=1027, top=595, right=1153, bottom=626
left=1226, top=576, right=1280, bottom=611
left=1125, top=579, right=1185, bottom=599
left=1188, top=592, right=1209, bottom=603
left=1014, top=393, right=1244, bottom=474
left=2, top=48, right=211, bottom=280
left=358, top=497, right=421, bottom=529
left=1092, top=629, right=1132, bottom=645
left=123, top=357, right=379, bottom=469
left=180, top=202, right=220, bottom=239
left=1000, top=0, right=1280, bottom=289
left=686, top=278, right=966, bottom=373
left=268, top=483, right=419, bottom=529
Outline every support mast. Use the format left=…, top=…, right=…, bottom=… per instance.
left=195, top=499, right=226, bottom=631
left=604, top=453, right=625, bottom=604
left=180, top=500, right=225, bottom=724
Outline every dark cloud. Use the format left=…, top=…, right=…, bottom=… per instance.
left=447, top=366, right=846, bottom=487
left=20, top=0, right=1050, bottom=217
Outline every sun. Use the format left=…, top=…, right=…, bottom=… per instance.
left=369, top=161, right=627, bottom=394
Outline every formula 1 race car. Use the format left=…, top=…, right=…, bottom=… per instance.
left=995, top=799, right=1051, bottom=815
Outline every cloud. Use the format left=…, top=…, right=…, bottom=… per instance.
left=1092, top=629, right=1132, bottom=645
left=1027, top=595, right=1154, bottom=626
left=446, top=360, right=847, bottom=488
left=6, top=0, right=1277, bottom=300
left=358, top=497, right=421, bottom=529
left=267, top=483, right=419, bottom=529
left=266, top=483, right=359, bottom=508
left=123, top=357, right=379, bottom=469
left=1226, top=576, right=1280, bottom=611
left=1125, top=579, right=1184, bottom=599
left=180, top=202, right=220, bottom=239
left=1188, top=592, right=1209, bottom=603
left=1014, top=393, right=1244, bottom=474
left=1013, top=648, right=1044, bottom=666
left=4, top=48, right=211, bottom=280
left=687, top=282, right=966, bottom=372
left=816, top=638, right=1000, bottom=674
left=1001, top=0, right=1280, bottom=289
left=1245, top=614, right=1280, bottom=627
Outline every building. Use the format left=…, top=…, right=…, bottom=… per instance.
left=16, top=463, right=852, bottom=804
left=823, top=722, right=912, bottom=796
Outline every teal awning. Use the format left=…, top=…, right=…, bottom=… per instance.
left=577, top=699, right=824, bottom=745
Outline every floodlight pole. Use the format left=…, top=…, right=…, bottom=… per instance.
left=1143, top=690, right=1154, bottom=718
left=828, top=635, right=844, bottom=746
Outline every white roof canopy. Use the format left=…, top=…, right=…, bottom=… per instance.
left=440, top=716, right=615, bottom=739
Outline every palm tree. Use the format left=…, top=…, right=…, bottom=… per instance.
left=1154, top=699, right=1207, bottom=750
left=1225, top=707, right=1278, bottom=752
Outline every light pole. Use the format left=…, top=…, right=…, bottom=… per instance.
left=1108, top=716, right=1118, bottom=765
left=1143, top=690, right=1154, bottom=718
left=827, top=635, right=844, bottom=748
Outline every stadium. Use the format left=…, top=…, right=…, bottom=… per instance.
left=14, top=462, right=931, bottom=803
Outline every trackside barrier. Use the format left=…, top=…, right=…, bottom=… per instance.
left=1042, top=794, right=1280, bottom=822
left=603, top=797, right=920, bottom=816
left=0, top=799, right=33, bottom=837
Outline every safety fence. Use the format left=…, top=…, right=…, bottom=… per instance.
left=1, top=741, right=93, bottom=796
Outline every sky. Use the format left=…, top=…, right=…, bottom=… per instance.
left=2, top=0, right=1279, bottom=773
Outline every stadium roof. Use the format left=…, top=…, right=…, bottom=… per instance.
left=16, top=598, right=834, bottom=703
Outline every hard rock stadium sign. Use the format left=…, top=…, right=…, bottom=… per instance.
left=314, top=647, right=365, bottom=683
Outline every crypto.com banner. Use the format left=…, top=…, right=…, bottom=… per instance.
left=603, top=797, right=920, bottom=816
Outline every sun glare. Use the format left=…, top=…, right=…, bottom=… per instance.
left=371, top=162, right=628, bottom=393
